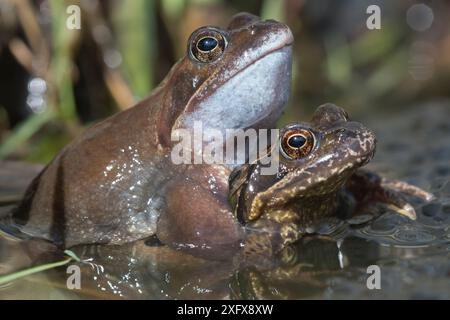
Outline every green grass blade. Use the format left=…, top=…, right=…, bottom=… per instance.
left=63, top=249, right=81, bottom=262
left=0, top=110, right=54, bottom=159
left=113, top=0, right=156, bottom=98
left=0, top=257, right=72, bottom=286
left=49, top=0, right=78, bottom=123
left=0, top=250, right=81, bottom=285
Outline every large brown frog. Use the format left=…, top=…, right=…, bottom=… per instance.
left=1, top=13, right=294, bottom=257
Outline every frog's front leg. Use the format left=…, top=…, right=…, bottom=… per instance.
left=344, top=169, right=434, bottom=222
left=156, top=165, right=245, bottom=260
left=241, top=213, right=306, bottom=262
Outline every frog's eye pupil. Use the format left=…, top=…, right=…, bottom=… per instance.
left=287, top=135, right=306, bottom=149
left=197, top=37, right=218, bottom=52
left=281, top=128, right=315, bottom=160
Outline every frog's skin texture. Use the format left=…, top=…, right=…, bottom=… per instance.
left=4, top=13, right=293, bottom=253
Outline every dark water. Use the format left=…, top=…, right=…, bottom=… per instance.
left=0, top=102, right=449, bottom=299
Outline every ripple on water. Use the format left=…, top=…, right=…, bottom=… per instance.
left=352, top=213, right=447, bottom=247
left=391, top=228, right=436, bottom=245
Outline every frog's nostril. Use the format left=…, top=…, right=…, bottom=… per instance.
left=340, top=130, right=358, bottom=139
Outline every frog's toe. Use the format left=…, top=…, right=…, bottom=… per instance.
left=375, top=187, right=417, bottom=220
left=385, top=202, right=417, bottom=220
left=381, top=178, right=435, bottom=202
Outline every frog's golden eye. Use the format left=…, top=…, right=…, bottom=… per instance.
left=189, top=28, right=227, bottom=63
left=281, top=128, right=315, bottom=159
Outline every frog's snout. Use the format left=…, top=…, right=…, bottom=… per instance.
left=337, top=122, right=377, bottom=168
left=264, top=20, right=294, bottom=47
left=352, top=126, right=377, bottom=166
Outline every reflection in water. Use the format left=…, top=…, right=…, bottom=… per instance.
left=0, top=104, right=450, bottom=299
left=1, top=221, right=449, bottom=299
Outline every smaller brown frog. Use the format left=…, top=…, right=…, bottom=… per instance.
left=229, top=103, right=434, bottom=258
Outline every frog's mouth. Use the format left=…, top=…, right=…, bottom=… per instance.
left=177, top=44, right=293, bottom=131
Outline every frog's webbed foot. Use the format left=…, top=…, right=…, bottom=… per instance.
left=346, top=169, right=434, bottom=222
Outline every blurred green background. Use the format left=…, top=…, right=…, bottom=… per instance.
left=0, top=0, right=449, bottom=164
